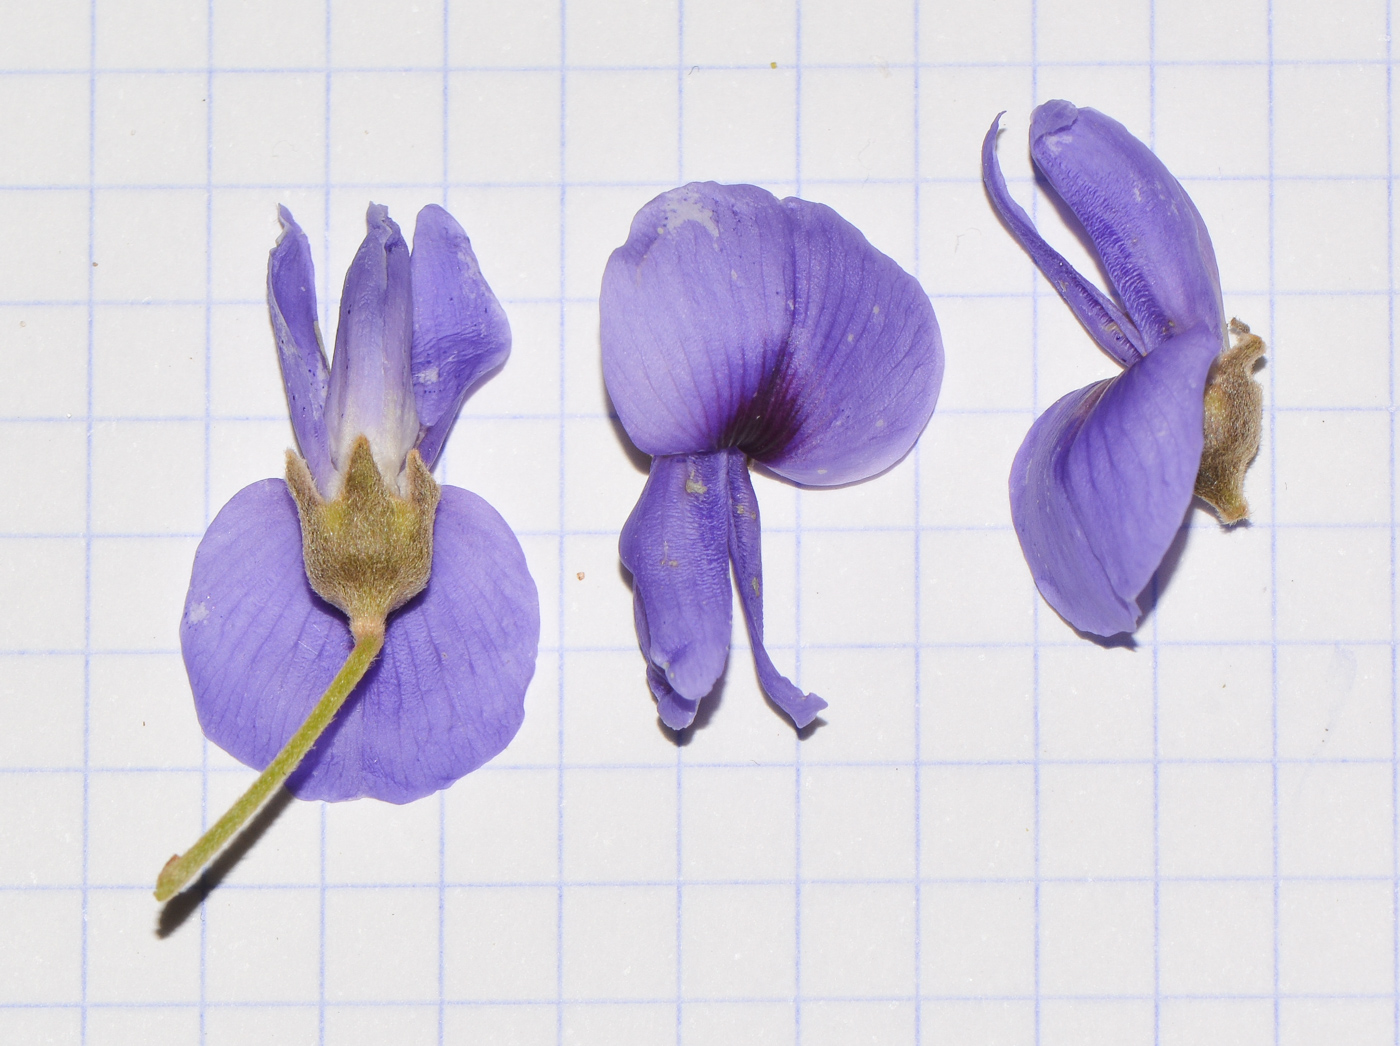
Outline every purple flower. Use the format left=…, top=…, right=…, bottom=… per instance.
left=983, top=101, right=1264, bottom=638
left=601, top=183, right=944, bottom=730
left=180, top=204, right=539, bottom=804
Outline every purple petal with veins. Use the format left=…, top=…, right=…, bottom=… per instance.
left=181, top=481, right=538, bottom=803
left=324, top=204, right=419, bottom=488
left=984, top=101, right=1228, bottom=637
left=179, top=202, right=537, bottom=803
left=602, top=182, right=942, bottom=727
left=410, top=204, right=512, bottom=469
left=268, top=206, right=333, bottom=491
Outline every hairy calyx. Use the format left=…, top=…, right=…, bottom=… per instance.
left=155, top=435, right=441, bottom=903
left=286, top=434, right=441, bottom=638
left=1194, top=319, right=1266, bottom=525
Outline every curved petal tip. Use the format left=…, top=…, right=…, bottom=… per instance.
left=1030, top=98, right=1078, bottom=140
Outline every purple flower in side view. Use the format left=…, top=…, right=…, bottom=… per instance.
left=601, top=182, right=944, bottom=730
left=983, top=101, right=1265, bottom=638
left=181, top=204, right=539, bottom=804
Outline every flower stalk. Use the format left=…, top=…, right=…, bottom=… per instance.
left=155, top=626, right=384, bottom=902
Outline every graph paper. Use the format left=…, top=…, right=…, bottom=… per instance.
left=0, top=0, right=1393, bottom=1043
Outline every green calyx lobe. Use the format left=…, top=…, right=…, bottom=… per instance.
left=1194, top=318, right=1266, bottom=525
left=285, top=434, right=441, bottom=639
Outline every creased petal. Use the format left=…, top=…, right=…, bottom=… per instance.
left=325, top=204, right=419, bottom=486
left=1027, top=100, right=1224, bottom=351
left=619, top=452, right=733, bottom=725
left=410, top=204, right=512, bottom=468
left=602, top=183, right=796, bottom=455
left=267, top=206, right=334, bottom=490
left=600, top=182, right=942, bottom=486
left=759, top=197, right=943, bottom=485
left=995, top=100, right=1231, bottom=638
left=725, top=453, right=826, bottom=727
left=181, top=480, right=539, bottom=803
left=981, top=116, right=1146, bottom=367
left=1010, top=325, right=1222, bottom=636
left=631, top=588, right=700, bottom=730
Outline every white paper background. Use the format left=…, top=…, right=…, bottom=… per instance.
left=0, top=0, right=1393, bottom=1043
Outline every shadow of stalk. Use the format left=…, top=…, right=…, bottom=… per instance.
left=156, top=786, right=297, bottom=938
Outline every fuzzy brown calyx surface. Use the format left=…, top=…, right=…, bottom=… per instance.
left=285, top=434, right=441, bottom=639
left=1194, top=318, right=1266, bottom=525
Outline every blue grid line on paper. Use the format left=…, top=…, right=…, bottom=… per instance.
left=793, top=3, right=806, bottom=1041
left=0, top=284, right=1377, bottom=309
left=198, top=2, right=214, bottom=1044
left=1148, top=3, right=1163, bottom=1041
left=437, top=8, right=451, bottom=1046
left=15, top=754, right=1400, bottom=776
left=11, top=56, right=1400, bottom=75
left=911, top=0, right=925, bottom=1040
left=1391, top=0, right=1399, bottom=1038
left=3, top=286, right=1388, bottom=308
left=3, top=172, right=1389, bottom=191
left=1268, top=4, right=1282, bottom=1044
left=17, top=751, right=1400, bottom=770
left=1028, top=5, right=1043, bottom=1043
left=7, top=174, right=1398, bottom=197
left=1271, top=4, right=1282, bottom=1041
left=317, top=5, right=332, bottom=1045
left=13, top=989, right=1400, bottom=1008
left=555, top=1, right=568, bottom=1041
left=80, top=1, right=95, bottom=1042
left=21, top=871, right=1400, bottom=891
left=8, top=637, right=1400, bottom=663
left=9, top=518, right=1400, bottom=543
left=10, top=402, right=1400, bottom=423
left=674, top=5, right=685, bottom=1043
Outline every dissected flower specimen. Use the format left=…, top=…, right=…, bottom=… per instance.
left=983, top=101, right=1265, bottom=638
left=601, top=182, right=944, bottom=730
left=157, top=204, right=539, bottom=901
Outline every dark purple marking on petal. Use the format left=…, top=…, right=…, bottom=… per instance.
left=618, top=452, right=734, bottom=727
left=181, top=479, right=539, bottom=803
left=725, top=452, right=826, bottom=728
left=1027, top=100, right=1224, bottom=352
left=601, top=182, right=942, bottom=486
left=981, top=115, right=1146, bottom=368
left=410, top=204, right=512, bottom=469
left=1009, top=325, right=1221, bottom=637
left=325, top=204, right=419, bottom=484
left=268, top=206, right=334, bottom=491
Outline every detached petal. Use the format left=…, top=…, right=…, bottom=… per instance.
left=602, top=183, right=796, bottom=456
left=619, top=452, right=734, bottom=727
left=410, top=204, right=512, bottom=468
left=1010, top=326, right=1221, bottom=635
left=325, top=204, right=419, bottom=486
left=268, top=207, right=334, bottom=490
left=181, top=480, right=539, bottom=803
left=725, top=454, right=826, bottom=727
left=981, top=116, right=1146, bottom=367
left=1028, top=101, right=1224, bottom=350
